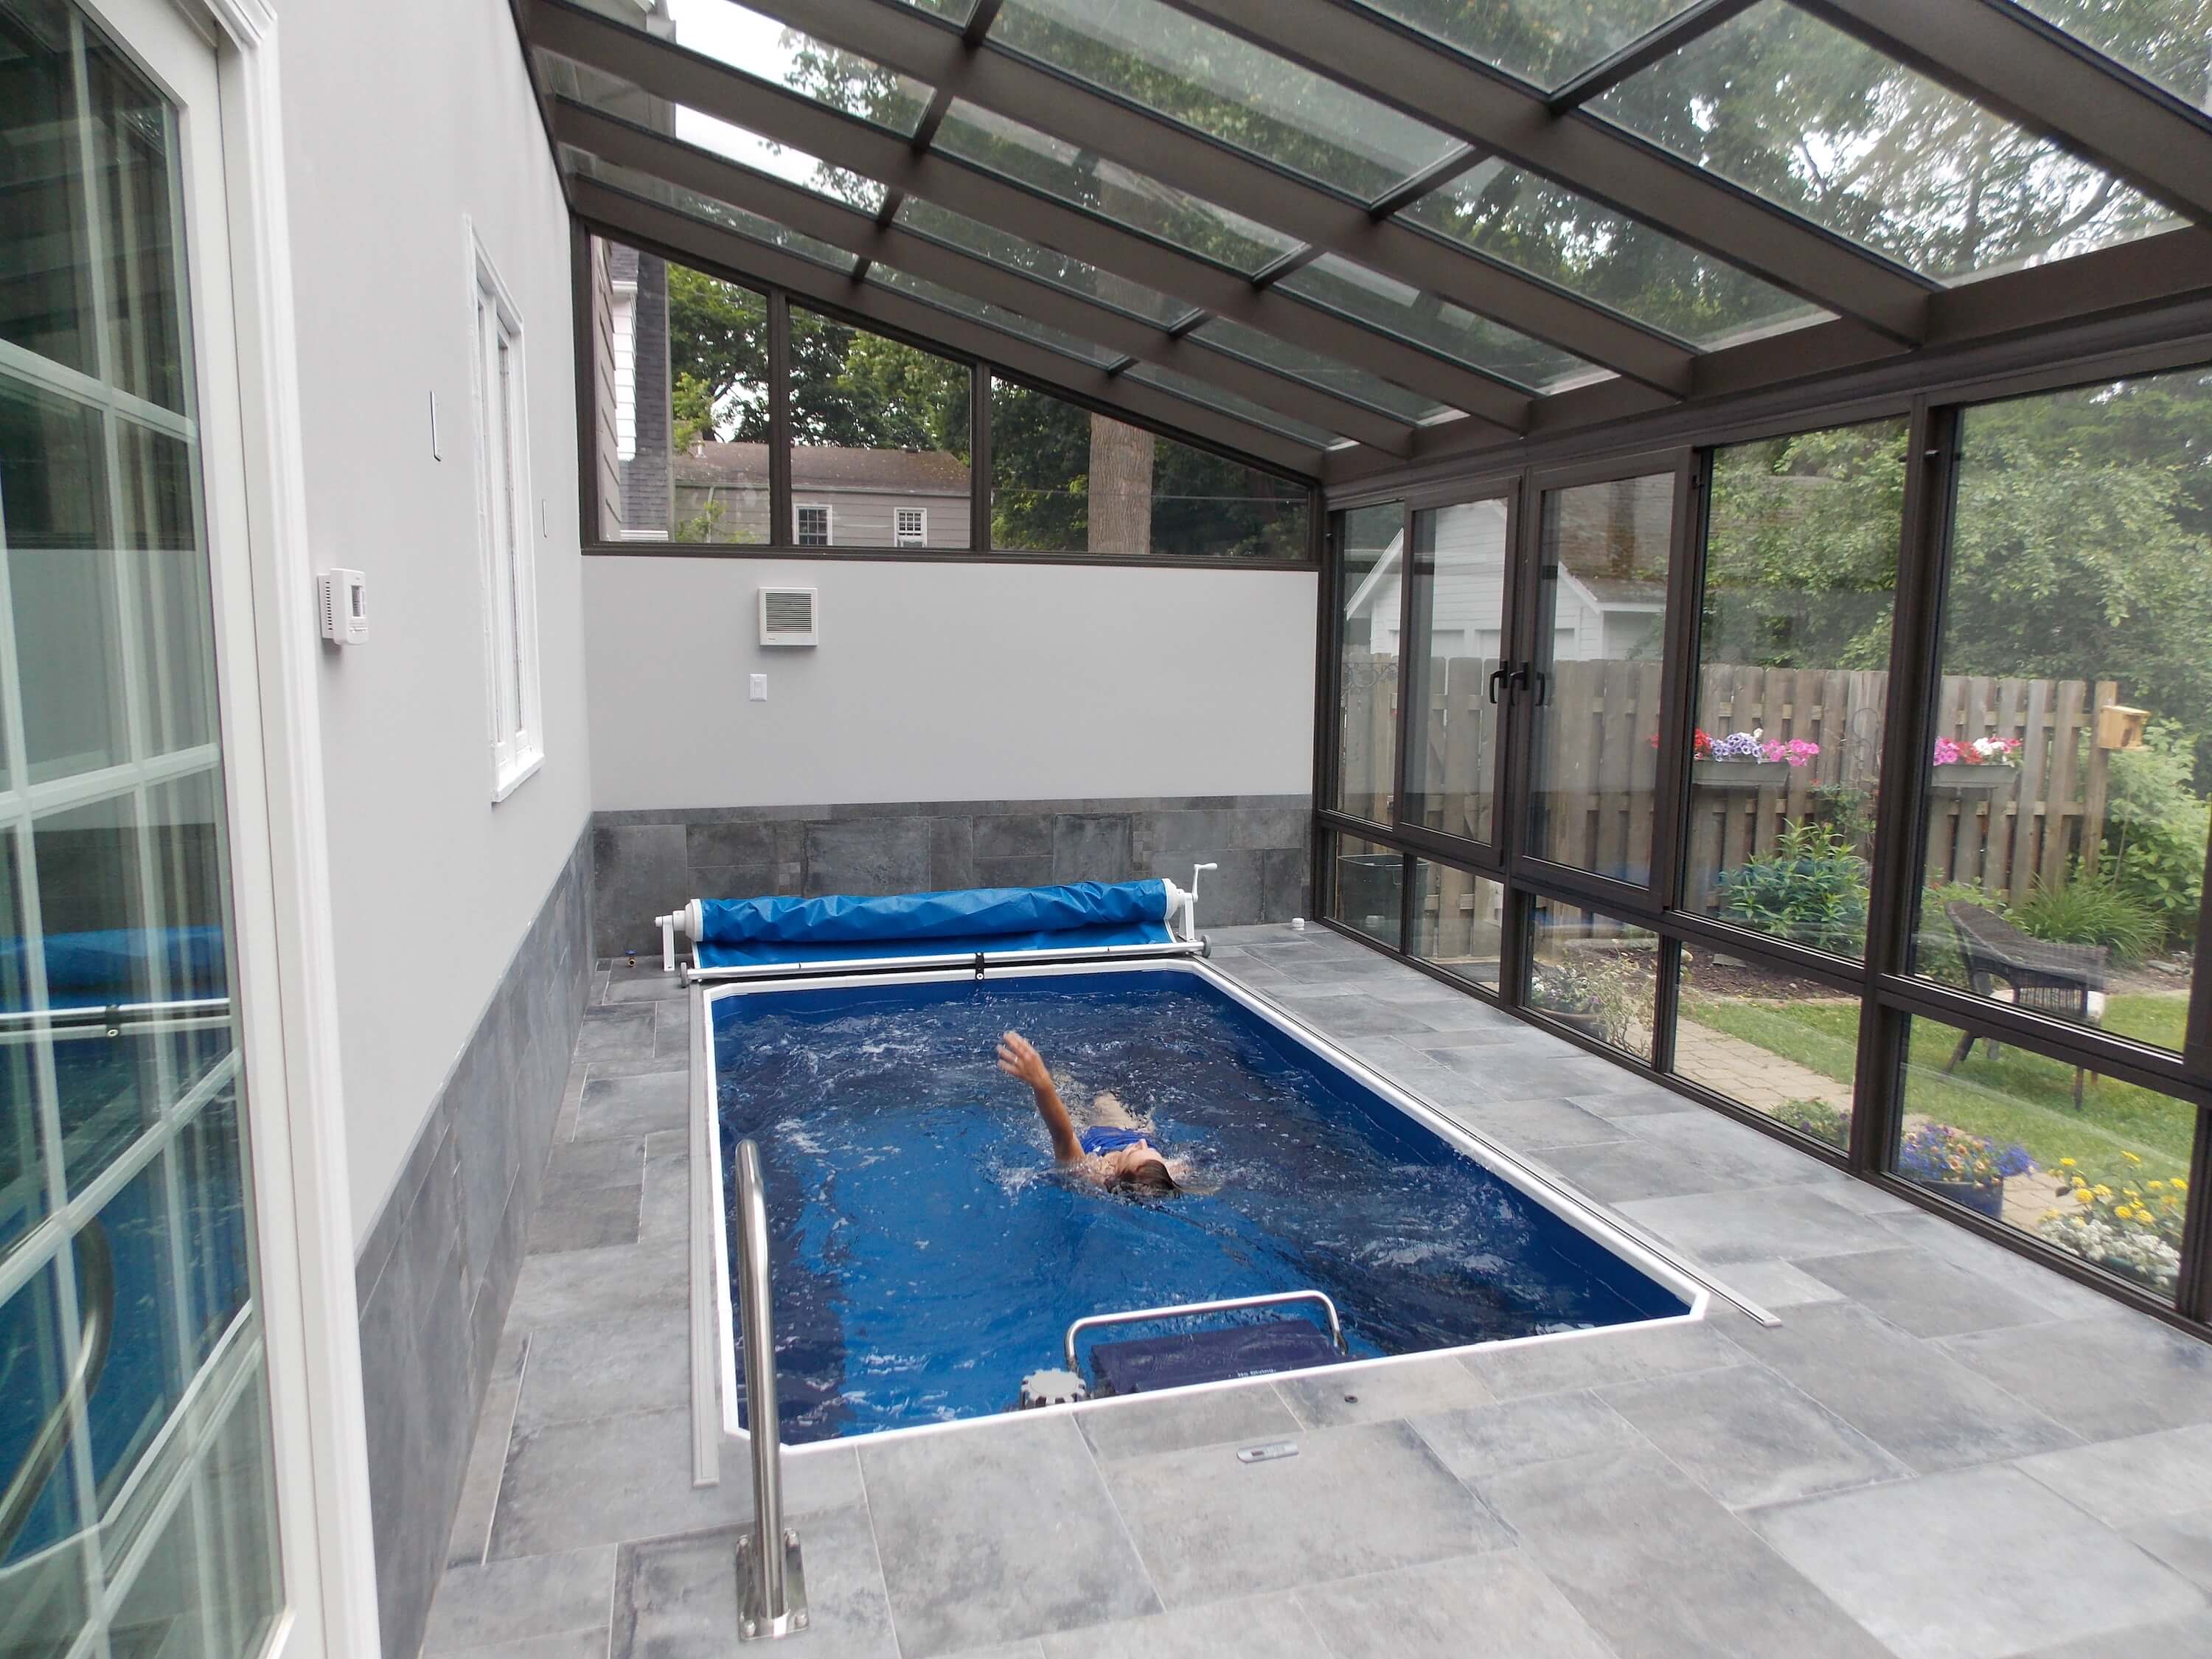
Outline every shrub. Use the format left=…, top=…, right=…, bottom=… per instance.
left=2104, top=721, right=2209, bottom=944
left=1769, top=1096, right=1849, bottom=1147
left=2010, top=871, right=2163, bottom=964
left=1715, top=820, right=1869, bottom=953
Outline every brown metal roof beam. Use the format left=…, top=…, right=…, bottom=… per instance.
left=1545, top=0, right=1761, bottom=114
left=570, top=178, right=1330, bottom=474
left=523, top=0, right=1532, bottom=428
left=723, top=0, right=1700, bottom=392
left=1318, top=222, right=2212, bottom=485
left=554, top=101, right=1421, bottom=451
left=1152, top=0, right=1934, bottom=342
left=1795, top=0, right=2212, bottom=229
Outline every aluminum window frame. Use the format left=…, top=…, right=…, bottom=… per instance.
left=1314, top=335, right=2212, bottom=1340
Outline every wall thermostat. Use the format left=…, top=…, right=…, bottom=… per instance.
left=319, top=568, right=369, bottom=644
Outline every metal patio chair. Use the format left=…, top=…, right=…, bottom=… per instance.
left=1942, top=900, right=2107, bottom=1109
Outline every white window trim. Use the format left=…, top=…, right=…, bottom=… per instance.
left=466, top=226, right=544, bottom=801
left=895, top=505, right=927, bottom=546
left=796, top=501, right=833, bottom=546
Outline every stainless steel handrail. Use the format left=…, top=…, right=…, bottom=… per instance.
left=1064, top=1288, right=1346, bottom=1373
left=731, top=1139, right=807, bottom=1641
left=0, top=1218, right=114, bottom=1558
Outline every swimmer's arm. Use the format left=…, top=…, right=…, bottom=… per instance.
left=998, top=1032, right=1083, bottom=1164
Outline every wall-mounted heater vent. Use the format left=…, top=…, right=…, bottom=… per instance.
left=758, top=586, right=818, bottom=647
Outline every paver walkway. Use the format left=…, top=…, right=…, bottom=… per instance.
left=417, top=923, right=2212, bottom=1659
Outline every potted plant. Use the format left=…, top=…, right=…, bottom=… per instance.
left=2035, top=1154, right=2185, bottom=1295
left=1528, top=958, right=1637, bottom=1050
left=1691, top=728, right=1820, bottom=789
left=1770, top=1096, right=1850, bottom=1149
left=1929, top=735, right=2022, bottom=793
left=1896, top=1123, right=2033, bottom=1220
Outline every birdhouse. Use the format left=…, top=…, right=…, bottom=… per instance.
left=2096, top=704, right=2149, bottom=750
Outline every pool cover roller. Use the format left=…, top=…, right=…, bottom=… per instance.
left=681, top=879, right=1192, bottom=971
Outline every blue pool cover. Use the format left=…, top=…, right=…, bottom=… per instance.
left=695, top=879, right=1174, bottom=969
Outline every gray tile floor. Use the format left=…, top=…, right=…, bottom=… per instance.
left=420, top=926, right=2212, bottom=1659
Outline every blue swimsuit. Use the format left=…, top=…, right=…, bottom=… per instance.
left=1079, top=1125, right=1162, bottom=1157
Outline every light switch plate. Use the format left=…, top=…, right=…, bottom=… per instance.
left=749, top=673, right=768, bottom=701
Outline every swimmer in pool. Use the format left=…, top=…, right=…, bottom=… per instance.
left=996, top=1030, right=1185, bottom=1194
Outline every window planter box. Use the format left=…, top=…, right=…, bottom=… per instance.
left=1929, top=763, right=2019, bottom=793
left=1693, top=759, right=1793, bottom=790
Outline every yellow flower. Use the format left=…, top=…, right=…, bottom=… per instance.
left=2123, top=1150, right=2141, bottom=1163
left=2059, top=1158, right=2077, bottom=1167
left=2124, top=1188, right=2141, bottom=1200
left=2094, top=1185, right=2113, bottom=1198
left=2176, top=1179, right=2189, bottom=1192
left=2148, top=1180, right=2164, bottom=1190
left=2076, top=1189, right=2094, bottom=1204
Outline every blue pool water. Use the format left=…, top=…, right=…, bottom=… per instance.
left=714, top=969, right=1688, bottom=1442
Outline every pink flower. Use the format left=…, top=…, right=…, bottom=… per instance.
left=1762, top=739, right=1820, bottom=768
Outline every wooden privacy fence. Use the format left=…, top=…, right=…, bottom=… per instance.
left=1338, top=652, right=2122, bottom=914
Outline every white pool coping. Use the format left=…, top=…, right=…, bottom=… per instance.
left=687, top=956, right=1765, bottom=1474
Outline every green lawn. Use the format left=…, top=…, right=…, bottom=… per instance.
left=1681, top=992, right=2197, bottom=1192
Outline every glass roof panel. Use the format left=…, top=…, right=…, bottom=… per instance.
left=1593, top=1, right=2185, bottom=283
left=933, top=101, right=1300, bottom=274
left=633, top=0, right=933, bottom=134
left=538, top=51, right=888, bottom=212
left=1273, top=253, right=1597, bottom=389
left=1399, top=161, right=1829, bottom=349
left=1349, top=0, right=1695, bottom=90
left=989, top=0, right=1461, bottom=198
left=1123, top=362, right=1344, bottom=448
left=561, top=147, right=862, bottom=273
left=866, top=264, right=1120, bottom=364
left=893, top=198, right=1192, bottom=327
left=1191, top=318, right=1445, bottom=422
left=2008, top=1, right=2212, bottom=113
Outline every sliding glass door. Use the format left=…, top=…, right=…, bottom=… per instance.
left=1, top=4, right=285, bottom=1656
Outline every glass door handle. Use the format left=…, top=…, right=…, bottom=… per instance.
left=1486, top=664, right=1509, bottom=706
left=1506, top=665, right=1533, bottom=702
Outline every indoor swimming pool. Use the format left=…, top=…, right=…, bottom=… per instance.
left=706, top=964, right=1697, bottom=1444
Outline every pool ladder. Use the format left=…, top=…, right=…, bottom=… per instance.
left=731, top=1138, right=807, bottom=1641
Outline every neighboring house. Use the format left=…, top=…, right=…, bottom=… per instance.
left=1343, top=487, right=1666, bottom=664
left=672, top=442, right=973, bottom=548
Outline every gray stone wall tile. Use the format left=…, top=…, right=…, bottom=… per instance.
left=1262, top=848, right=1311, bottom=922
left=804, top=816, right=932, bottom=896
left=590, top=824, right=686, bottom=963
left=929, top=817, right=975, bottom=891
left=358, top=828, right=593, bottom=1659
left=973, top=855, right=1056, bottom=889
left=686, top=863, right=779, bottom=903
left=1051, top=815, right=1133, bottom=884
left=684, top=820, right=774, bottom=869
left=590, top=799, right=1312, bottom=955
left=972, top=814, right=1052, bottom=860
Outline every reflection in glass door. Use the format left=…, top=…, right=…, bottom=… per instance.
left=1332, top=503, right=1403, bottom=824
left=1403, top=495, right=1511, bottom=849
left=1525, top=472, right=1679, bottom=887
left=0, top=5, right=282, bottom=1658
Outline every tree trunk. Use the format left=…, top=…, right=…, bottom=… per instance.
left=1088, top=414, right=1154, bottom=556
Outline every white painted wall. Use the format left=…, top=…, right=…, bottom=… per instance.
left=280, top=0, right=592, bottom=1239
left=582, top=558, right=1318, bottom=807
